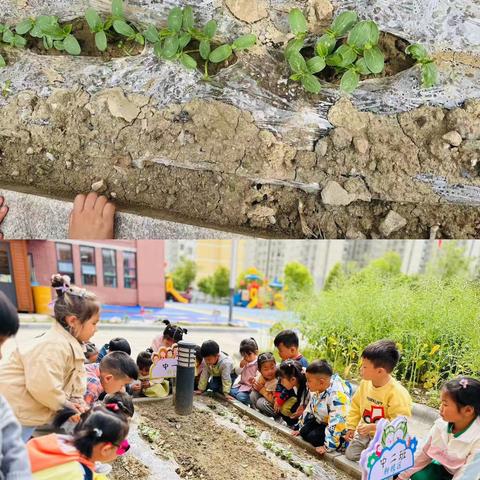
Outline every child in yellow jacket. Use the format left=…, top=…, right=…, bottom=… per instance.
left=0, top=274, right=100, bottom=442
left=28, top=405, right=130, bottom=480
left=345, top=339, right=412, bottom=462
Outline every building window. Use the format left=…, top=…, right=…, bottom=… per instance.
left=80, top=246, right=96, bottom=286
left=102, top=249, right=117, bottom=288
left=123, top=252, right=137, bottom=289
left=28, top=253, right=36, bottom=283
left=56, top=243, right=75, bottom=284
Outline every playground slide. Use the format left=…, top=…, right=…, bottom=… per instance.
left=247, top=296, right=258, bottom=309
left=168, top=286, right=189, bottom=303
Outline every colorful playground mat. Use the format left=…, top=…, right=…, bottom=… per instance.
left=100, top=302, right=294, bottom=330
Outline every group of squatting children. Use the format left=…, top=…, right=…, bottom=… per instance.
left=0, top=274, right=478, bottom=479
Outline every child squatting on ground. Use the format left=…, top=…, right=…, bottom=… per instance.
left=345, top=339, right=413, bottom=461
left=84, top=351, right=139, bottom=406
left=195, top=340, right=235, bottom=396
left=292, top=360, right=352, bottom=455
left=0, top=274, right=101, bottom=442
left=274, top=330, right=309, bottom=368
left=399, top=377, right=480, bottom=480
left=250, top=352, right=278, bottom=417
left=133, top=350, right=169, bottom=398
left=230, top=338, right=259, bottom=405
left=0, top=290, right=32, bottom=478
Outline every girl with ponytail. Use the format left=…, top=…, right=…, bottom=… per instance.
left=0, top=274, right=100, bottom=441
left=151, top=319, right=188, bottom=352
left=28, top=405, right=129, bottom=480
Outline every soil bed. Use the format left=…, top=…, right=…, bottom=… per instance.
left=130, top=396, right=351, bottom=479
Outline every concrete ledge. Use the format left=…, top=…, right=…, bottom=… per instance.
left=0, top=188, right=248, bottom=239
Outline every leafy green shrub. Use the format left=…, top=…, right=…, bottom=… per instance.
left=143, top=6, right=256, bottom=79
left=85, top=0, right=144, bottom=52
left=285, top=8, right=437, bottom=94
left=289, top=253, right=480, bottom=392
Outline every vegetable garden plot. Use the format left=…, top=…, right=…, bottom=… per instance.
left=0, top=0, right=479, bottom=238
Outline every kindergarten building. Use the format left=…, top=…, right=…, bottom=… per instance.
left=0, top=240, right=166, bottom=312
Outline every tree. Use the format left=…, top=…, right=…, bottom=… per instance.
left=211, top=266, right=230, bottom=298
left=171, top=257, right=197, bottom=291
left=427, top=241, right=472, bottom=281
left=284, top=261, right=313, bottom=296
left=197, top=276, right=213, bottom=296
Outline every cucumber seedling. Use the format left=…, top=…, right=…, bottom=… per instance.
left=143, top=5, right=256, bottom=80
left=406, top=43, right=438, bottom=88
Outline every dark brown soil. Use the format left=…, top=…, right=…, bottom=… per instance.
left=27, top=18, right=144, bottom=59
left=111, top=454, right=151, bottom=480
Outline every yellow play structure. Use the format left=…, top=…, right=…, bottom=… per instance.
left=165, top=276, right=189, bottom=303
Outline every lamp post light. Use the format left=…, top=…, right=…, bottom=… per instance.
left=174, top=341, right=197, bottom=415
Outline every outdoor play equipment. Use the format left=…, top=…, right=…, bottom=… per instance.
left=269, top=278, right=286, bottom=310
left=165, top=276, right=190, bottom=303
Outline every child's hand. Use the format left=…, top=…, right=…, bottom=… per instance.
left=316, top=446, right=327, bottom=455
left=357, top=424, right=376, bottom=436
left=344, top=429, right=355, bottom=442
left=194, top=390, right=204, bottom=396
left=291, top=430, right=300, bottom=437
left=274, top=401, right=281, bottom=413
left=141, top=380, right=151, bottom=389
left=132, top=383, right=142, bottom=392
left=239, top=359, right=247, bottom=368
left=226, top=394, right=235, bottom=402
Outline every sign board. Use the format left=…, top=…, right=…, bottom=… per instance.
left=360, top=416, right=418, bottom=480
left=150, top=344, right=178, bottom=380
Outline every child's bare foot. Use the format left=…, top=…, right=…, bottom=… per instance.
left=69, top=192, right=116, bottom=239
left=0, top=196, right=8, bottom=239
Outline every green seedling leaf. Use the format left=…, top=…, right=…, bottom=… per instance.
left=336, top=44, right=357, bottom=67
left=0, top=55, right=6, bottom=68
left=112, top=0, right=124, bottom=19
left=232, top=34, right=256, bottom=50
left=180, top=52, right=197, bottom=69
left=315, top=34, right=336, bottom=57
left=288, top=51, right=307, bottom=73
left=63, top=34, right=81, bottom=55
left=135, top=33, right=144, bottom=45
left=331, top=10, right=358, bottom=37
left=284, top=38, right=304, bottom=59
left=290, top=73, right=301, bottom=81
left=13, top=34, right=27, bottom=47
left=306, top=56, right=326, bottom=74
left=355, top=57, right=370, bottom=75
left=95, top=30, right=108, bottom=51
left=326, top=52, right=342, bottom=67
left=2, top=28, right=14, bottom=44
left=43, top=36, right=52, bottom=49
left=35, top=15, right=57, bottom=31
left=85, top=8, right=102, bottom=32
left=178, top=32, right=191, bottom=50
left=340, top=68, right=359, bottom=93
left=162, top=35, right=179, bottom=58
left=29, top=23, right=43, bottom=38
left=203, top=19, right=217, bottom=39
left=15, top=18, right=34, bottom=35
left=153, top=41, right=163, bottom=58
left=53, top=39, right=64, bottom=50
left=183, top=6, right=194, bottom=31
left=288, top=8, right=308, bottom=36
left=209, top=44, right=232, bottom=63
left=364, top=45, right=384, bottom=73
left=348, top=20, right=379, bottom=49
left=301, top=73, right=321, bottom=94
left=113, top=20, right=135, bottom=38
left=406, top=43, right=428, bottom=62
left=168, top=7, right=183, bottom=33
left=199, top=39, right=210, bottom=60
left=0, top=24, right=5, bottom=34
left=421, top=61, right=438, bottom=88
left=41, top=23, right=65, bottom=40
left=63, top=24, right=72, bottom=35
left=144, top=25, right=159, bottom=43
left=104, top=18, right=113, bottom=31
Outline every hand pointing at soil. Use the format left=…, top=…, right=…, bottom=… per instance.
left=68, top=192, right=116, bottom=239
